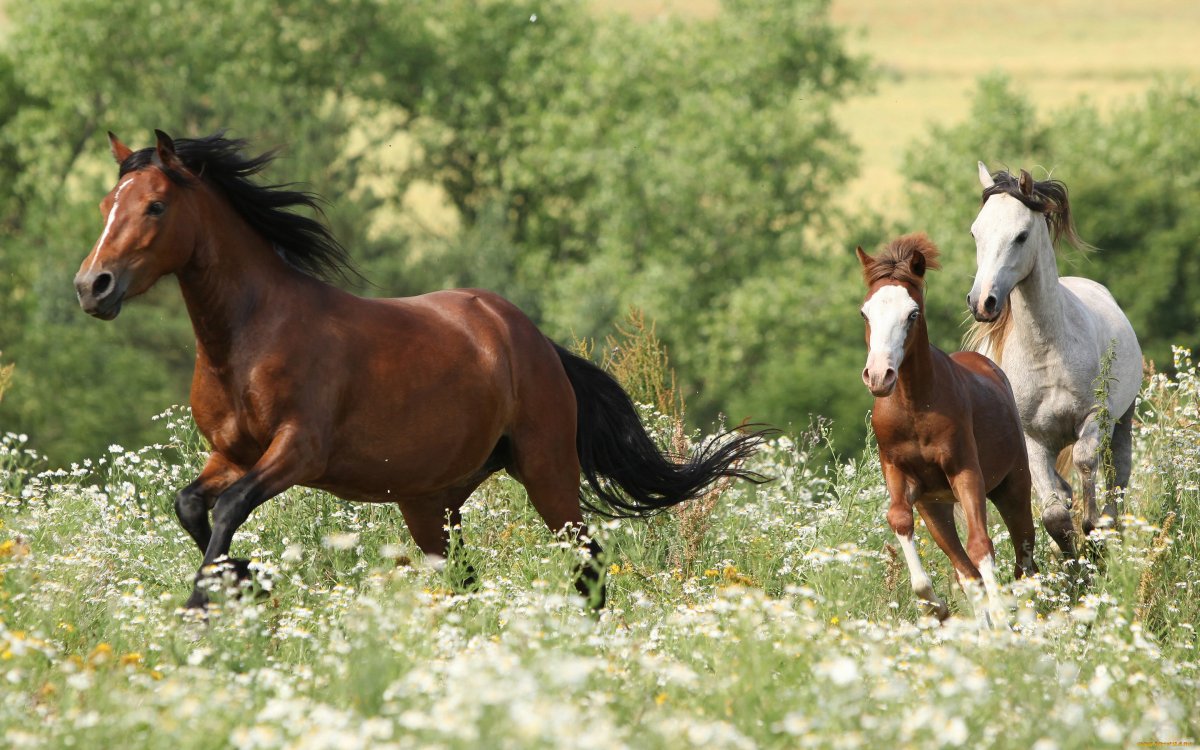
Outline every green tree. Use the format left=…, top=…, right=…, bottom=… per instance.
left=901, top=75, right=1200, bottom=370
left=0, top=0, right=871, bottom=462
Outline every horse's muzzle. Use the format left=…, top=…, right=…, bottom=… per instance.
left=966, top=289, right=1003, bottom=323
left=75, top=270, right=125, bottom=320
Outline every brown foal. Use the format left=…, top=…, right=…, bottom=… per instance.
left=857, top=234, right=1036, bottom=623
left=74, top=131, right=764, bottom=609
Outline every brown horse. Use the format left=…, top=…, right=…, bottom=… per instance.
left=856, top=234, right=1035, bottom=623
left=74, top=130, right=765, bottom=609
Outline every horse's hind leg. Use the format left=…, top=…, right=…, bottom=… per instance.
left=1073, top=413, right=1109, bottom=536
left=1108, top=401, right=1136, bottom=527
left=509, top=426, right=605, bottom=609
left=989, top=472, right=1037, bottom=579
left=1027, top=438, right=1077, bottom=557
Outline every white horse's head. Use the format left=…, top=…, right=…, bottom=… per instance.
left=967, top=162, right=1058, bottom=322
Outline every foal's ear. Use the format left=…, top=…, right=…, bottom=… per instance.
left=855, top=246, right=873, bottom=269
left=108, top=132, right=133, bottom=164
left=910, top=251, right=927, bottom=278
left=153, top=129, right=187, bottom=173
left=977, top=161, right=995, bottom=189
left=1019, top=169, right=1035, bottom=197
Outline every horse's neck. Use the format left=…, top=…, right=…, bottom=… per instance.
left=1009, top=238, right=1066, bottom=350
left=176, top=196, right=311, bottom=367
left=893, top=323, right=936, bottom=403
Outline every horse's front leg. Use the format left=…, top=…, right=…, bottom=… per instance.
left=186, top=426, right=326, bottom=609
left=949, top=466, right=1006, bottom=628
left=883, top=465, right=948, bottom=621
left=1026, top=438, right=1077, bottom=558
left=175, top=452, right=244, bottom=554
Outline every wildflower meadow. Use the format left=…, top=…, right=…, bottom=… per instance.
left=1, top=350, right=1198, bottom=749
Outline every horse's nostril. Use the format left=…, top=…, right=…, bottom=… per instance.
left=92, top=272, right=113, bottom=298
left=983, top=294, right=997, bottom=314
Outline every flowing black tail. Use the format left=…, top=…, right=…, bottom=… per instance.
left=553, top=344, right=770, bottom=518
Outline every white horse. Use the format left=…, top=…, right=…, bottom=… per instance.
left=965, top=163, right=1142, bottom=557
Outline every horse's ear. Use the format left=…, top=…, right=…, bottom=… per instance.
left=108, top=132, right=132, bottom=164
left=1019, top=169, right=1035, bottom=197
left=977, top=161, right=994, bottom=189
left=910, top=251, right=926, bottom=278
left=855, top=246, right=873, bottom=269
left=153, top=129, right=186, bottom=173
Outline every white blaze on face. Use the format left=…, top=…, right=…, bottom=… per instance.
left=85, top=177, right=135, bottom=274
left=969, top=193, right=1038, bottom=314
left=861, top=284, right=918, bottom=393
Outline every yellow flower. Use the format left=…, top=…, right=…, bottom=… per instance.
left=704, top=569, right=720, bottom=578
left=608, top=563, right=622, bottom=575
left=655, top=693, right=668, bottom=706
left=88, top=643, right=113, bottom=665
left=119, top=652, right=143, bottom=667
left=830, top=616, right=840, bottom=626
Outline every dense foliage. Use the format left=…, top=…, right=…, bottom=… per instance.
left=0, top=2, right=1197, bottom=463
left=0, top=0, right=871, bottom=460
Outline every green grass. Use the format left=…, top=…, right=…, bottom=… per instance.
left=2, top=357, right=1199, bottom=747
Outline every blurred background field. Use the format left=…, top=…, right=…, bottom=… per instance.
left=599, top=0, right=1200, bottom=216
left=0, top=0, right=1198, bottom=462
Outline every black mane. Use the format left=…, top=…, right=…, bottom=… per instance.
left=981, top=169, right=1081, bottom=249
left=119, top=133, right=360, bottom=284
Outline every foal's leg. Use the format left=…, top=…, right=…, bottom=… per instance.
left=186, top=427, right=324, bottom=609
left=989, top=473, right=1038, bottom=579
left=175, top=452, right=243, bottom=554
left=949, top=468, right=1006, bottom=627
left=1026, top=438, right=1077, bottom=557
left=884, top=468, right=948, bottom=621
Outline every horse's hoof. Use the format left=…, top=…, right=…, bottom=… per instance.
left=1042, top=504, right=1076, bottom=557
left=184, top=590, right=210, bottom=610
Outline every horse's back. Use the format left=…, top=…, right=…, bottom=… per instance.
left=948, top=350, right=1028, bottom=487
left=1059, top=276, right=1143, bottom=411
left=305, top=288, right=567, bottom=498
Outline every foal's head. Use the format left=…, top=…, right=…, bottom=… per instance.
left=856, top=233, right=941, bottom=397
left=968, top=161, right=1079, bottom=322
left=75, top=131, right=203, bottom=320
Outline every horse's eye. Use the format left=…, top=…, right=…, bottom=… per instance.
left=147, top=201, right=166, bottom=216
left=1015, top=230, right=1028, bottom=244
left=908, top=310, right=919, bottom=322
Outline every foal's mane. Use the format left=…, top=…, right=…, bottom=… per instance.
left=862, top=232, right=941, bottom=288
left=119, top=133, right=359, bottom=284
left=981, top=169, right=1082, bottom=249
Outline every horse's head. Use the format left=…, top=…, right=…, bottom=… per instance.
left=75, top=131, right=198, bottom=320
left=968, top=161, right=1076, bottom=323
left=856, top=235, right=939, bottom=397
